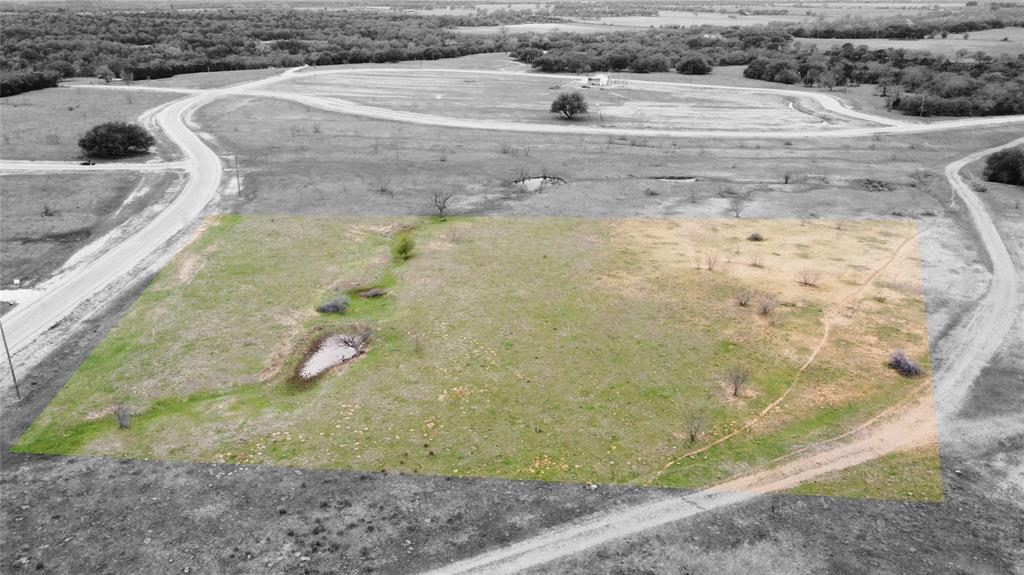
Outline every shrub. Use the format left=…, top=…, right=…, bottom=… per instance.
left=798, top=269, right=821, bottom=287
left=983, top=146, right=1024, bottom=186
left=747, top=232, right=764, bottom=242
left=887, top=350, right=923, bottom=377
left=359, top=288, right=386, bottom=298
left=392, top=234, right=415, bottom=261
left=78, top=121, right=155, bottom=157
left=758, top=296, right=777, bottom=316
left=114, top=405, right=132, bottom=429
left=736, top=290, right=754, bottom=307
left=316, top=296, right=349, bottom=314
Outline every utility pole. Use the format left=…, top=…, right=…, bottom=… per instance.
left=0, top=319, right=20, bottom=400
left=233, top=153, right=242, bottom=197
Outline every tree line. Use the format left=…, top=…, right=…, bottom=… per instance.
left=742, top=43, right=1024, bottom=117
left=511, top=27, right=790, bottom=74
left=0, top=8, right=527, bottom=96
left=789, top=9, right=1024, bottom=40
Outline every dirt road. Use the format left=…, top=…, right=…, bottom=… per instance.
left=2, top=65, right=1021, bottom=574
left=417, top=137, right=1024, bottom=575
left=0, top=70, right=304, bottom=361
left=0, top=160, right=187, bottom=173
left=246, top=68, right=1024, bottom=139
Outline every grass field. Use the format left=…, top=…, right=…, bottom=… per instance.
left=788, top=445, right=943, bottom=501
left=0, top=87, right=179, bottom=161
left=273, top=70, right=870, bottom=131
left=14, top=214, right=938, bottom=497
left=797, top=27, right=1024, bottom=58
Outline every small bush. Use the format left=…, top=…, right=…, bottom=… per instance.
left=317, top=296, right=349, bottom=314
left=114, top=405, right=132, bottom=429
left=736, top=290, right=755, bottom=307
left=747, top=232, right=764, bottom=242
left=758, top=296, right=777, bottom=316
left=359, top=288, right=386, bottom=299
left=392, top=234, right=415, bottom=261
left=887, top=350, right=922, bottom=377
left=798, top=269, right=821, bottom=287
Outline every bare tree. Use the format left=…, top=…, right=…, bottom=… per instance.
left=684, top=407, right=707, bottom=443
left=725, top=366, right=749, bottom=397
left=783, top=171, right=792, bottom=184
left=703, top=255, right=719, bottom=271
left=433, top=191, right=454, bottom=218
left=728, top=194, right=748, bottom=218
left=750, top=253, right=764, bottom=268
left=758, top=296, right=777, bottom=316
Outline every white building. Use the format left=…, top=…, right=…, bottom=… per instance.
left=581, top=74, right=609, bottom=87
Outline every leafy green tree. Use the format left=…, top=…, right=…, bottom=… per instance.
left=550, top=91, right=588, bottom=120
left=983, top=146, right=1024, bottom=186
left=675, top=54, right=712, bottom=75
left=78, top=122, right=155, bottom=157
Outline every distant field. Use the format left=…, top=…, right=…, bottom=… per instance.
left=585, top=10, right=804, bottom=28
left=797, top=27, right=1024, bottom=58
left=455, top=22, right=630, bottom=34
left=0, top=87, right=178, bottom=161
left=271, top=69, right=874, bottom=131
left=127, top=67, right=285, bottom=90
left=15, top=215, right=937, bottom=497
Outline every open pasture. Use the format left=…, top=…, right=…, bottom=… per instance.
left=15, top=214, right=937, bottom=497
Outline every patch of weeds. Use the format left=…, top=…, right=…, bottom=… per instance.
left=886, top=350, right=923, bottom=377
left=316, top=296, right=349, bottom=314
left=392, top=233, right=415, bottom=262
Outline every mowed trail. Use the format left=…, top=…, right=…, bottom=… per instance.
left=416, top=137, right=1024, bottom=575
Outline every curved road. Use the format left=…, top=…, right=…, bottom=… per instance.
left=244, top=67, right=1024, bottom=139
left=1, top=70, right=302, bottom=357
left=3, top=65, right=1022, bottom=574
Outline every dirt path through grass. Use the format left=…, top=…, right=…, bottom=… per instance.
left=417, top=137, right=1024, bottom=575
left=642, top=221, right=930, bottom=485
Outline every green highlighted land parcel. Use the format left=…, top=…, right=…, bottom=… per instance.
left=16, top=215, right=939, bottom=498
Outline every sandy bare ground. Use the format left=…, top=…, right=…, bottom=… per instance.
left=416, top=137, right=1024, bottom=575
